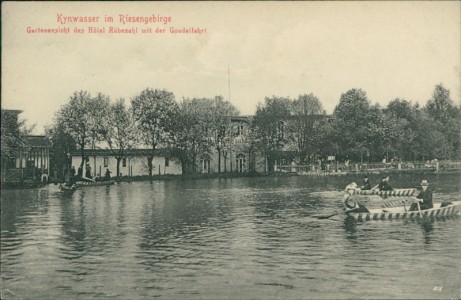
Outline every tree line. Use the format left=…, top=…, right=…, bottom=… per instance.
left=7, top=83, right=459, bottom=176
left=46, top=89, right=240, bottom=176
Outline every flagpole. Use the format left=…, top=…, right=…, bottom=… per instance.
left=228, top=65, right=231, bottom=102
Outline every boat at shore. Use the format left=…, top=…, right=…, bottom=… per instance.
left=59, top=183, right=77, bottom=192
left=346, top=201, right=461, bottom=222
left=75, top=180, right=115, bottom=187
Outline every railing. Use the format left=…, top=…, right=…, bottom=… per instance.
left=439, top=161, right=461, bottom=170
left=1, top=168, right=23, bottom=182
left=276, top=160, right=461, bottom=174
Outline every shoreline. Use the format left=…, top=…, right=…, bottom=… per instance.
left=2, top=169, right=460, bottom=190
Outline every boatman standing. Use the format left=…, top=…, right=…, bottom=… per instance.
left=409, top=180, right=433, bottom=211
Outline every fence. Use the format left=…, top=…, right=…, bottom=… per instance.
left=276, top=160, right=461, bottom=174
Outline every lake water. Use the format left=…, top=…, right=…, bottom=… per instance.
left=1, top=173, right=460, bottom=299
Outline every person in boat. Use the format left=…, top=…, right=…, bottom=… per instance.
left=104, top=168, right=112, bottom=181
left=376, top=176, right=393, bottom=191
left=343, top=182, right=369, bottom=213
left=409, top=180, right=433, bottom=211
left=361, top=176, right=371, bottom=190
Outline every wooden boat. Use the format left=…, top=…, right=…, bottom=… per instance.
left=75, top=180, right=115, bottom=187
left=350, top=188, right=417, bottom=197
left=346, top=201, right=461, bottom=222
left=59, top=184, right=77, bottom=192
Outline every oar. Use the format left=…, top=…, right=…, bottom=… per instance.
left=313, top=211, right=343, bottom=219
left=370, top=184, right=379, bottom=191
left=313, top=207, right=361, bottom=219
left=416, top=200, right=423, bottom=218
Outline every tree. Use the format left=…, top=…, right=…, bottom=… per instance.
left=424, top=84, right=461, bottom=159
left=253, top=96, right=292, bottom=170
left=210, top=96, right=239, bottom=173
left=57, top=91, right=91, bottom=168
left=411, top=109, right=451, bottom=161
left=383, top=99, right=419, bottom=161
left=55, top=91, right=111, bottom=177
left=171, top=98, right=214, bottom=174
left=101, top=99, right=135, bottom=178
left=131, top=88, right=179, bottom=176
left=290, top=93, right=326, bottom=163
left=2, top=110, right=25, bottom=162
left=331, top=89, right=374, bottom=161
left=45, top=118, right=77, bottom=179
left=1, top=110, right=34, bottom=170
left=368, top=107, right=409, bottom=162
left=426, top=84, right=459, bottom=123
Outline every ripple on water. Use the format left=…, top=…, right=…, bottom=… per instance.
left=1, top=176, right=460, bottom=299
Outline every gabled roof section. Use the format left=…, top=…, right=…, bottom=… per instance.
left=231, top=116, right=252, bottom=123
left=26, top=135, right=50, bottom=147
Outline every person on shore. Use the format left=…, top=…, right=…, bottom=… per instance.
left=343, top=182, right=369, bottom=213
left=77, top=165, right=83, bottom=178
left=361, top=176, right=371, bottom=190
left=104, top=168, right=112, bottom=181
left=409, top=180, right=433, bottom=211
left=85, top=163, right=92, bottom=179
left=376, top=176, right=393, bottom=191
left=69, top=167, right=75, bottom=185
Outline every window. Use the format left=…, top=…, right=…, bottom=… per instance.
left=122, top=157, right=127, bottom=167
left=237, top=125, right=244, bottom=136
left=104, top=157, right=108, bottom=167
left=165, top=157, right=169, bottom=167
left=236, top=154, right=246, bottom=173
left=201, top=155, right=211, bottom=174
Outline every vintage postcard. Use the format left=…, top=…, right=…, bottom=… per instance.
left=2, top=1, right=460, bottom=299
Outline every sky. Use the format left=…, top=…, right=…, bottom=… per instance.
left=2, top=1, right=460, bottom=134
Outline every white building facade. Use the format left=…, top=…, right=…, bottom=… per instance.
left=70, top=149, right=182, bottom=178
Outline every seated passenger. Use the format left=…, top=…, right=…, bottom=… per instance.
left=377, top=176, right=393, bottom=191
left=343, top=183, right=369, bottom=213
left=361, top=176, right=371, bottom=190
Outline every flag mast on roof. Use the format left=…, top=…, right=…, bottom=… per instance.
left=228, top=65, right=231, bottom=102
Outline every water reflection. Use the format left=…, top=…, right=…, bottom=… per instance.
left=420, top=219, right=434, bottom=244
left=343, top=216, right=358, bottom=237
left=1, top=174, right=460, bottom=300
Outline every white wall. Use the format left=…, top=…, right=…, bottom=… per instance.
left=71, top=154, right=182, bottom=177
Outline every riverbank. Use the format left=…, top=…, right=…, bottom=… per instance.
left=2, top=168, right=460, bottom=189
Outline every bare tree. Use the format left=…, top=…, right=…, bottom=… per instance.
left=131, top=88, right=178, bottom=176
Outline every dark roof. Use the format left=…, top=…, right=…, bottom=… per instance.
left=70, top=148, right=171, bottom=157
left=283, top=114, right=329, bottom=120
left=231, top=116, right=252, bottom=123
left=1, top=109, right=23, bottom=115
left=26, top=135, right=50, bottom=147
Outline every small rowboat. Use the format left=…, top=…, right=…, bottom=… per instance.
left=60, top=184, right=77, bottom=192
left=347, top=201, right=461, bottom=222
left=75, top=180, right=115, bottom=187
left=350, top=188, right=417, bottom=197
